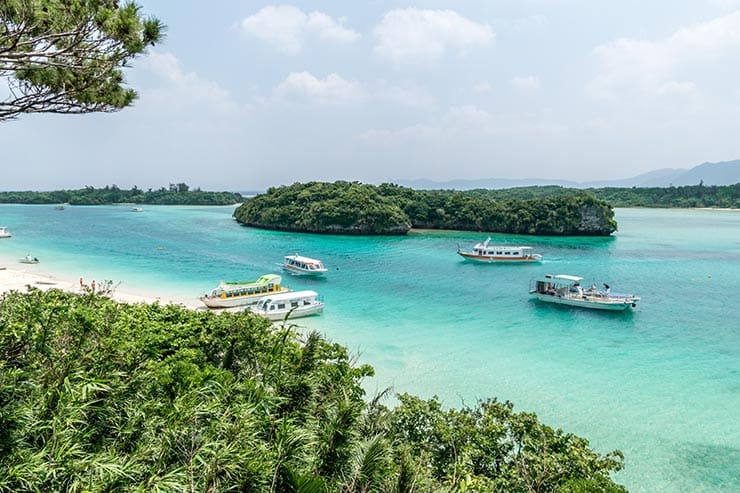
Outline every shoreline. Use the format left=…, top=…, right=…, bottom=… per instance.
left=0, top=261, right=202, bottom=309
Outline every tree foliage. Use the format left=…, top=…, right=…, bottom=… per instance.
left=463, top=184, right=740, bottom=209
left=0, top=288, right=627, bottom=492
left=0, top=0, right=163, bottom=120
left=233, top=181, right=618, bottom=236
left=0, top=184, right=243, bottom=205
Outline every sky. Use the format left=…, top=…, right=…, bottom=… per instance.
left=2, top=0, right=740, bottom=191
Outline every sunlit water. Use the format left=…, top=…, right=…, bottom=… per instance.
left=1, top=204, right=738, bottom=492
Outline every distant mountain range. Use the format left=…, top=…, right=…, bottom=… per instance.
left=396, top=159, right=740, bottom=190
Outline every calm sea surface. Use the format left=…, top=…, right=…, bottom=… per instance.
left=1, top=204, right=739, bottom=492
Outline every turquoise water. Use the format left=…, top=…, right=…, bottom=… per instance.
left=1, top=204, right=739, bottom=492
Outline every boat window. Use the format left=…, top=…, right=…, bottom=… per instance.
left=291, top=301, right=298, bottom=307
left=513, top=251, right=519, bottom=255
left=505, top=251, right=510, bottom=255
left=496, top=251, right=502, bottom=255
left=277, top=303, right=285, bottom=309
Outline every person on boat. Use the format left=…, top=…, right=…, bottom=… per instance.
left=603, top=283, right=611, bottom=295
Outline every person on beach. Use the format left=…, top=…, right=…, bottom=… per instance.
left=79, top=277, right=84, bottom=290
left=91, top=280, right=96, bottom=293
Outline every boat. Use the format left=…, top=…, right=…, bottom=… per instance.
left=249, top=290, right=324, bottom=321
left=282, top=254, right=328, bottom=276
left=529, top=274, right=640, bottom=311
left=19, top=254, right=39, bottom=264
left=457, top=237, right=542, bottom=263
left=200, top=274, right=290, bottom=308
left=131, top=207, right=143, bottom=212
left=53, top=204, right=67, bottom=210
left=0, top=226, right=11, bottom=238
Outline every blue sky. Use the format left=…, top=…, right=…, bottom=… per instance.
left=3, top=1, right=740, bottom=191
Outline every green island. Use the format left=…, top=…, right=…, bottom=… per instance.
left=233, top=181, right=618, bottom=236
left=464, top=183, right=740, bottom=209
left=0, top=288, right=626, bottom=492
left=0, top=184, right=243, bottom=206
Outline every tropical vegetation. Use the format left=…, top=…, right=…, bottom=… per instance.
left=0, top=184, right=243, bottom=205
left=234, top=181, right=618, bottom=236
left=0, top=288, right=627, bottom=492
left=1, top=0, right=163, bottom=121
left=466, top=183, right=740, bottom=209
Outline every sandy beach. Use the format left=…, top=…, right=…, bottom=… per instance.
left=0, top=262, right=202, bottom=309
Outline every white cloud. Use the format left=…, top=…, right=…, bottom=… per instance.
left=360, top=105, right=496, bottom=142
left=510, top=75, right=541, bottom=91
left=374, top=8, right=494, bottom=62
left=589, top=10, right=740, bottom=99
left=139, top=51, right=238, bottom=114
left=378, top=83, right=436, bottom=110
left=241, top=5, right=360, bottom=54
left=275, top=71, right=366, bottom=106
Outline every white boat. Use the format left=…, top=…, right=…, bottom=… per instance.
left=19, top=254, right=39, bottom=264
left=200, top=274, right=290, bottom=308
left=131, top=207, right=143, bottom=212
left=282, top=254, right=328, bottom=276
left=0, top=227, right=11, bottom=238
left=249, top=290, right=324, bottom=321
left=529, top=274, right=640, bottom=311
left=53, top=204, right=67, bottom=210
left=458, top=237, right=542, bottom=263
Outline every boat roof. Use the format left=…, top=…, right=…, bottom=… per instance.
left=221, top=274, right=281, bottom=286
left=475, top=244, right=533, bottom=250
left=285, top=255, right=323, bottom=264
left=540, top=274, right=584, bottom=282
left=262, top=290, right=318, bottom=301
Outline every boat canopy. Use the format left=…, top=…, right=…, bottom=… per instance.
left=540, top=274, right=583, bottom=283
left=222, top=274, right=281, bottom=286
left=285, top=255, right=323, bottom=265
left=261, top=290, right=318, bottom=303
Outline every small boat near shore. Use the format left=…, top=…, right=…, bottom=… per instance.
left=0, top=226, right=11, bottom=238
left=249, top=290, right=324, bottom=321
left=529, top=274, right=640, bottom=311
left=458, top=237, right=542, bottom=263
left=131, top=207, right=143, bottom=212
left=283, top=254, right=328, bottom=276
left=19, top=254, right=39, bottom=264
left=200, top=274, right=289, bottom=308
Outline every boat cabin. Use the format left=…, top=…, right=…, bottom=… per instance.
left=283, top=255, right=327, bottom=274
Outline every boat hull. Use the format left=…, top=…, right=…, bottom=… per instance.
left=530, top=293, right=637, bottom=311
left=251, top=303, right=324, bottom=321
left=282, top=265, right=327, bottom=276
left=458, top=252, right=542, bottom=263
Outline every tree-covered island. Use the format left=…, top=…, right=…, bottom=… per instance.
left=0, top=184, right=243, bottom=206
left=233, top=181, right=618, bottom=236
left=0, top=288, right=627, bottom=492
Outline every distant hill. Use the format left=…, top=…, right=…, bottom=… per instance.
left=396, top=159, right=740, bottom=190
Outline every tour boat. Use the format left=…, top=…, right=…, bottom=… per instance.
left=19, top=254, right=39, bottom=264
left=249, top=290, right=324, bottom=321
left=457, top=237, right=542, bottom=263
left=282, top=254, right=328, bottom=276
left=200, top=274, right=290, bottom=308
left=0, top=227, right=11, bottom=238
left=529, top=274, right=640, bottom=311
left=131, top=207, right=143, bottom=212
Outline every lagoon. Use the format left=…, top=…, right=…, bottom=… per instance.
left=0, top=204, right=738, bottom=492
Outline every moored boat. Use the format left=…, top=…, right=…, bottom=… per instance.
left=200, top=274, right=290, bottom=308
left=19, top=254, right=39, bottom=264
left=283, top=254, right=328, bottom=276
left=458, top=237, right=542, bottom=263
left=0, top=226, right=11, bottom=238
left=529, top=274, right=639, bottom=311
left=131, top=207, right=143, bottom=212
left=249, top=290, right=324, bottom=321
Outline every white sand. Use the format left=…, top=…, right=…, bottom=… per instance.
left=0, top=263, right=203, bottom=309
